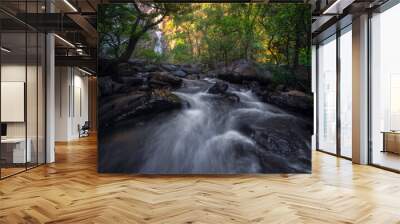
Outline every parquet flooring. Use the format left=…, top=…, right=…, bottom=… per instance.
left=1, top=135, right=400, bottom=223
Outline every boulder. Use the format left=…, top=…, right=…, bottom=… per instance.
left=161, top=64, right=178, bottom=72
left=98, top=76, right=128, bottom=96
left=127, top=59, right=147, bottom=66
left=208, top=81, right=228, bottom=94
left=99, top=91, right=148, bottom=127
left=181, top=64, right=202, bottom=74
left=149, top=72, right=182, bottom=88
left=117, top=62, right=137, bottom=76
left=172, top=70, right=187, bottom=77
left=99, top=90, right=183, bottom=128
left=142, top=64, right=160, bottom=72
left=98, top=76, right=113, bottom=96
left=223, top=93, right=240, bottom=103
left=216, top=72, right=244, bottom=84
left=186, top=74, right=200, bottom=80
left=266, top=90, right=313, bottom=115
left=214, top=59, right=273, bottom=85
left=119, top=76, right=146, bottom=86
left=232, top=59, right=258, bottom=77
left=236, top=115, right=311, bottom=172
left=275, top=84, right=286, bottom=92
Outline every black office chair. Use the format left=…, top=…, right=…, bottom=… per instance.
left=78, top=121, right=90, bottom=138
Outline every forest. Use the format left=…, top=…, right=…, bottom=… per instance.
left=98, top=2, right=312, bottom=174
left=99, top=3, right=311, bottom=89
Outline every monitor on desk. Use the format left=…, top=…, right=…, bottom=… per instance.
left=1, top=123, right=7, bottom=138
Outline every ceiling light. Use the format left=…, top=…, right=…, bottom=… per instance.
left=1, top=47, right=11, bottom=53
left=322, top=0, right=355, bottom=15
left=63, top=0, right=78, bottom=12
left=54, top=34, right=75, bottom=48
left=78, top=67, right=92, bottom=76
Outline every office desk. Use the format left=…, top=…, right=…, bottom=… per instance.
left=1, top=138, right=31, bottom=163
left=382, top=131, right=400, bottom=154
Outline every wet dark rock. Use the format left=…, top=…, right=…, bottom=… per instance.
left=99, top=90, right=183, bottom=128
left=215, top=60, right=273, bottom=85
left=223, top=93, right=240, bottom=103
left=119, top=76, right=146, bottom=86
left=216, top=72, right=244, bottom=84
left=161, top=64, right=178, bottom=72
left=98, top=76, right=113, bottom=96
left=266, top=90, right=313, bottom=115
left=143, top=64, right=160, bottom=72
left=127, top=59, right=147, bottom=66
left=172, top=70, right=187, bottom=77
left=133, top=90, right=183, bottom=120
left=275, top=84, right=286, bottom=92
left=232, top=59, right=258, bottom=77
left=117, top=62, right=137, bottom=76
left=149, top=72, right=182, bottom=88
left=208, top=81, right=228, bottom=94
left=98, top=76, right=129, bottom=96
left=99, top=91, right=147, bottom=127
left=181, top=64, right=202, bottom=74
left=236, top=115, right=311, bottom=172
left=186, top=74, right=201, bottom=80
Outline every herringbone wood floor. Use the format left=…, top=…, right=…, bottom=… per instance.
left=1, top=135, right=400, bottom=224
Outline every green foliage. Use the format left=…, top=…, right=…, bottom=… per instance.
left=98, top=3, right=311, bottom=89
left=98, top=3, right=310, bottom=66
left=98, top=2, right=191, bottom=61
left=98, top=4, right=134, bottom=59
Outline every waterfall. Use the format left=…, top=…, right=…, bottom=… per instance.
left=154, top=30, right=163, bottom=54
left=136, top=80, right=293, bottom=173
left=100, top=78, right=310, bottom=174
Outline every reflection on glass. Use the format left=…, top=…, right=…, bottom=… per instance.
left=340, top=27, right=352, bottom=158
left=318, top=36, right=337, bottom=154
left=371, top=3, right=400, bottom=171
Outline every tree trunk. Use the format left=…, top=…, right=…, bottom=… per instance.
left=119, top=35, right=140, bottom=62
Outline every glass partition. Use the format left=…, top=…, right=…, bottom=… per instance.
left=317, top=35, right=337, bottom=154
left=1, top=31, right=28, bottom=177
left=0, top=1, right=46, bottom=179
left=370, top=3, right=400, bottom=171
left=339, top=26, right=352, bottom=158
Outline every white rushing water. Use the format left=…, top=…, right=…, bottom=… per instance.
left=137, top=79, right=292, bottom=173
left=154, top=30, right=163, bottom=54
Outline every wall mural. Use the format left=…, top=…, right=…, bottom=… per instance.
left=98, top=2, right=313, bottom=174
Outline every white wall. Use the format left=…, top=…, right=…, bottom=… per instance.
left=1, top=65, right=40, bottom=137
left=1, top=63, right=46, bottom=164
left=55, top=66, right=89, bottom=141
